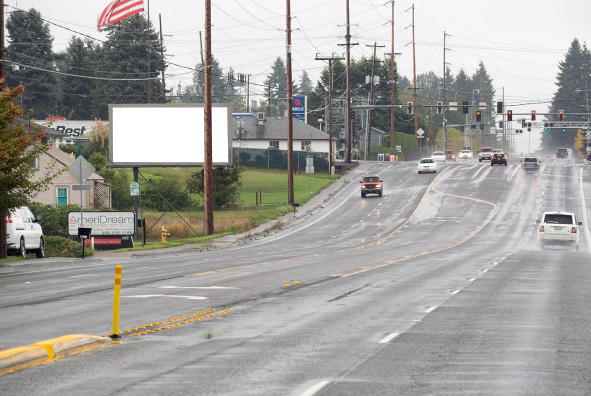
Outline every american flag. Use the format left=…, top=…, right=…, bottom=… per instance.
left=97, top=0, right=145, bottom=32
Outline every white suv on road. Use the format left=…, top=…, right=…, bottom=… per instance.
left=459, top=150, right=473, bottom=160
left=6, top=206, right=45, bottom=258
left=537, top=211, right=581, bottom=251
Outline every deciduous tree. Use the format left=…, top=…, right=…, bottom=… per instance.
left=0, top=85, right=63, bottom=258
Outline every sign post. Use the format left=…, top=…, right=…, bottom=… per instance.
left=68, top=156, right=95, bottom=256
left=417, top=128, right=425, bottom=151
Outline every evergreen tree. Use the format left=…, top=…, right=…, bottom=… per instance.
left=544, top=39, right=591, bottom=151
left=193, top=56, right=228, bottom=103
left=451, top=68, right=471, bottom=101
left=264, top=57, right=287, bottom=116
left=471, top=61, right=495, bottom=115
left=299, top=70, right=313, bottom=95
left=5, top=8, right=57, bottom=118
left=92, top=14, right=166, bottom=119
left=60, top=37, right=97, bottom=119
left=443, top=66, right=455, bottom=97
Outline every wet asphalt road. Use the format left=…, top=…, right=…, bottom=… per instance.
left=1, top=158, right=591, bottom=395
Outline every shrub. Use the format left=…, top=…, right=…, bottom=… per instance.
left=29, top=203, right=81, bottom=238
left=59, top=144, right=78, bottom=156
left=142, top=176, right=192, bottom=211
left=44, top=236, right=94, bottom=258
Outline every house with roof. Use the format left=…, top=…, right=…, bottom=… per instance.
left=358, top=126, right=388, bottom=151
left=30, top=145, right=111, bottom=209
left=39, top=119, right=103, bottom=150
left=231, top=114, right=336, bottom=155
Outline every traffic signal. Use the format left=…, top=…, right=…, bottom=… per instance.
left=527, top=122, right=532, bottom=128
left=499, top=121, right=503, bottom=128
left=471, top=124, right=476, bottom=129
left=476, top=110, right=482, bottom=122
left=544, top=123, right=548, bottom=128
left=463, top=101, right=469, bottom=114
left=407, top=102, right=413, bottom=115
left=544, top=127, right=548, bottom=131
left=558, top=110, right=564, bottom=121
left=531, top=110, right=536, bottom=121
left=507, top=110, right=512, bottom=121
left=562, top=128, right=567, bottom=132
left=497, top=101, right=503, bottom=114
left=437, top=101, right=442, bottom=114
left=528, top=127, right=531, bottom=132
left=522, top=119, right=526, bottom=128
left=480, top=123, right=484, bottom=130
left=350, top=109, right=355, bottom=119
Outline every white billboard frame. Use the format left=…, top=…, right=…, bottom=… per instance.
left=108, top=103, right=232, bottom=167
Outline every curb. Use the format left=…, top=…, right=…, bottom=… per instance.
left=0, top=334, right=110, bottom=376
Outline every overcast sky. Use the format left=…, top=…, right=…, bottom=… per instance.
left=6, top=0, right=591, bottom=146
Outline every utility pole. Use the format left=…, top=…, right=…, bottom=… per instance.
left=0, top=0, right=5, bottom=89
left=203, top=0, right=214, bottom=236
left=159, top=14, right=166, bottom=92
left=286, top=0, right=294, bottom=204
left=411, top=4, right=419, bottom=149
left=337, top=0, right=358, bottom=163
left=147, top=0, right=151, bottom=103
left=389, top=0, right=396, bottom=150
left=316, top=53, right=344, bottom=175
left=267, top=80, right=271, bottom=117
left=442, top=31, right=450, bottom=151
left=0, top=0, right=5, bottom=259
left=246, top=75, right=250, bottom=113
left=365, top=42, right=385, bottom=156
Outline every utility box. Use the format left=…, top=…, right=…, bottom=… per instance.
left=305, top=155, right=314, bottom=174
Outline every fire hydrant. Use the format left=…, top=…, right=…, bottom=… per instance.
left=161, top=226, right=168, bottom=244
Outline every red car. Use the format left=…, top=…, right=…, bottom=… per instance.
left=556, top=148, right=569, bottom=158
left=445, top=150, right=456, bottom=162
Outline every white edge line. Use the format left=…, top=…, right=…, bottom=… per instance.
left=424, top=306, right=438, bottom=313
left=299, top=380, right=331, bottom=396
left=579, top=168, right=591, bottom=253
left=508, top=164, right=520, bottom=180
left=451, top=290, right=460, bottom=295
left=379, top=332, right=400, bottom=344
left=471, top=165, right=486, bottom=179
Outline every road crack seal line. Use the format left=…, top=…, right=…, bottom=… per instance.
left=339, top=167, right=499, bottom=277
left=115, top=307, right=233, bottom=338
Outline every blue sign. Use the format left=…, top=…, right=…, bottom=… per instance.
left=292, top=96, right=306, bottom=122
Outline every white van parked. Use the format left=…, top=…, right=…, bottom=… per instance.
left=6, top=206, right=45, bottom=258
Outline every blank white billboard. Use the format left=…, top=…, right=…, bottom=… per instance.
left=109, top=104, right=231, bottom=167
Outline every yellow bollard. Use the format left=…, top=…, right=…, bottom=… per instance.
left=111, top=265, right=122, bottom=339
left=161, top=227, right=167, bottom=244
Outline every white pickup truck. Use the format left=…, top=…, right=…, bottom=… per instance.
left=478, top=147, right=493, bottom=162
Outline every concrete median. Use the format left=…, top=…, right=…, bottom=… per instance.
left=0, top=334, right=110, bottom=376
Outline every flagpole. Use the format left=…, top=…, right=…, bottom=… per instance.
left=147, top=0, right=151, bottom=103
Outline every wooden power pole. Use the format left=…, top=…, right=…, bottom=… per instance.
left=316, top=53, right=344, bottom=174
left=286, top=0, right=294, bottom=204
left=366, top=42, right=384, bottom=156
left=203, top=0, right=214, bottom=236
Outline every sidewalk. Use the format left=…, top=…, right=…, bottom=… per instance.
left=92, top=162, right=380, bottom=260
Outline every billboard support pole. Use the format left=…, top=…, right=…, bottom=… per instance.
left=203, top=0, right=214, bottom=236
left=133, top=167, right=139, bottom=240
